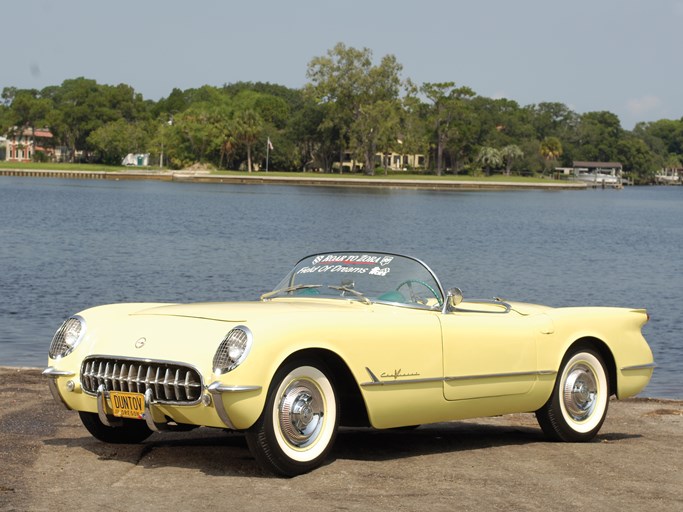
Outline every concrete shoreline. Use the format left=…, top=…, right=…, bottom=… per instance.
left=0, top=168, right=588, bottom=191
left=1, top=366, right=680, bottom=510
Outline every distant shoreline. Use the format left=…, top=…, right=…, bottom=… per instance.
left=0, top=168, right=588, bottom=191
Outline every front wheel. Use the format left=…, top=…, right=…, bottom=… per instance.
left=536, top=347, right=609, bottom=442
left=245, top=360, right=339, bottom=477
left=79, top=411, right=153, bottom=444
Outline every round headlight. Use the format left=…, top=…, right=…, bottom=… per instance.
left=213, top=326, right=253, bottom=375
left=49, top=316, right=86, bottom=359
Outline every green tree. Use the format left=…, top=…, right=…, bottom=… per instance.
left=2, top=88, right=53, bottom=159
left=288, top=99, right=339, bottom=172
left=88, top=120, right=150, bottom=165
left=527, top=102, right=577, bottom=140
left=42, top=78, right=150, bottom=161
left=153, top=87, right=188, bottom=118
left=500, top=144, right=524, bottom=175
left=573, top=111, right=622, bottom=162
left=632, top=119, right=683, bottom=159
left=421, top=82, right=476, bottom=175
left=664, top=153, right=681, bottom=169
left=350, top=99, right=401, bottom=175
left=171, top=102, right=226, bottom=165
left=233, top=108, right=263, bottom=172
left=616, top=135, right=659, bottom=183
left=539, top=136, right=563, bottom=172
left=306, top=43, right=403, bottom=174
left=397, top=83, right=430, bottom=170
left=477, top=146, right=502, bottom=175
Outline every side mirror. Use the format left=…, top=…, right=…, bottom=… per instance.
left=446, top=288, right=463, bottom=311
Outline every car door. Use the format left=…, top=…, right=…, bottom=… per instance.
left=353, top=305, right=446, bottom=428
left=439, top=308, right=541, bottom=401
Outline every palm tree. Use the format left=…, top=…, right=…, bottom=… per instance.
left=477, top=146, right=502, bottom=175
left=500, top=145, right=524, bottom=176
left=539, top=136, right=563, bottom=173
left=233, top=109, right=263, bottom=172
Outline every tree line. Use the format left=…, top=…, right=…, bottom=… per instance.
left=2, top=43, right=682, bottom=183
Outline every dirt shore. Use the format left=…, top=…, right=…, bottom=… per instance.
left=1, top=367, right=680, bottom=511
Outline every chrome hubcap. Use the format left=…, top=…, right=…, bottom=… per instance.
left=563, top=363, right=598, bottom=421
left=278, top=381, right=324, bottom=448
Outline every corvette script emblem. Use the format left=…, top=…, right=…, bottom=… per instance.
left=134, top=337, right=146, bottom=349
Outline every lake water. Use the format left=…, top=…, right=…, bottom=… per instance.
left=0, top=177, right=680, bottom=398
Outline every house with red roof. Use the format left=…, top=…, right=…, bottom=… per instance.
left=3, top=127, right=55, bottom=162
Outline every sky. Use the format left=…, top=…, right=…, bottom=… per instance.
left=4, top=0, right=683, bottom=129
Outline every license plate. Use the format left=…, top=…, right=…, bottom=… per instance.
left=109, top=391, right=145, bottom=419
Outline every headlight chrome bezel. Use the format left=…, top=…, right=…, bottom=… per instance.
left=48, top=315, right=86, bottom=360
left=213, top=326, right=253, bottom=375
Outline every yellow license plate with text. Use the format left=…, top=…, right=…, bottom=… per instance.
left=109, top=391, right=145, bottom=419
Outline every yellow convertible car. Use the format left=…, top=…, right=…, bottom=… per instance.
left=44, top=251, right=655, bottom=476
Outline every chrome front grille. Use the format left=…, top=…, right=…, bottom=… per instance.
left=81, top=357, right=203, bottom=404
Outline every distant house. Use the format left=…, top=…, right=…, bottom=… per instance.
left=380, top=151, right=426, bottom=172
left=332, top=150, right=425, bottom=173
left=3, top=128, right=55, bottom=162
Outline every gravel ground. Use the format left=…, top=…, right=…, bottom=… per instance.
left=1, top=367, right=681, bottom=511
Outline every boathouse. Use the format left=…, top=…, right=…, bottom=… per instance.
left=571, top=161, right=623, bottom=187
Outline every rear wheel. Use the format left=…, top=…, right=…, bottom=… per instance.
left=245, top=360, right=339, bottom=477
left=79, top=411, right=153, bottom=444
left=536, top=347, right=609, bottom=442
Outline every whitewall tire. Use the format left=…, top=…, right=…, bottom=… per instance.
left=246, top=360, right=339, bottom=476
left=536, top=347, right=610, bottom=442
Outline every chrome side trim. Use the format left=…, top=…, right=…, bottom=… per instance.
left=444, top=370, right=557, bottom=382
left=206, top=381, right=261, bottom=430
left=42, top=367, right=75, bottom=410
left=620, top=362, right=656, bottom=372
left=360, top=369, right=556, bottom=388
left=361, top=376, right=444, bottom=388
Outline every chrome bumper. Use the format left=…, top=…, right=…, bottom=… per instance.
left=94, top=384, right=168, bottom=433
left=42, top=367, right=75, bottom=410
left=207, top=382, right=262, bottom=430
left=43, top=367, right=262, bottom=431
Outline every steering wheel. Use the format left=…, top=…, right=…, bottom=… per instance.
left=396, top=280, right=442, bottom=306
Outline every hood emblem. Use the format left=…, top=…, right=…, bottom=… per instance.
left=134, top=337, right=146, bottom=349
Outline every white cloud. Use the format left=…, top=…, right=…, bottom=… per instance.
left=626, top=95, right=663, bottom=117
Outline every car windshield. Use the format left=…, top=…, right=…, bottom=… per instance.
left=265, top=252, right=445, bottom=309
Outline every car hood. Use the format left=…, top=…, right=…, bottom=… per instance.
left=70, top=299, right=369, bottom=368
